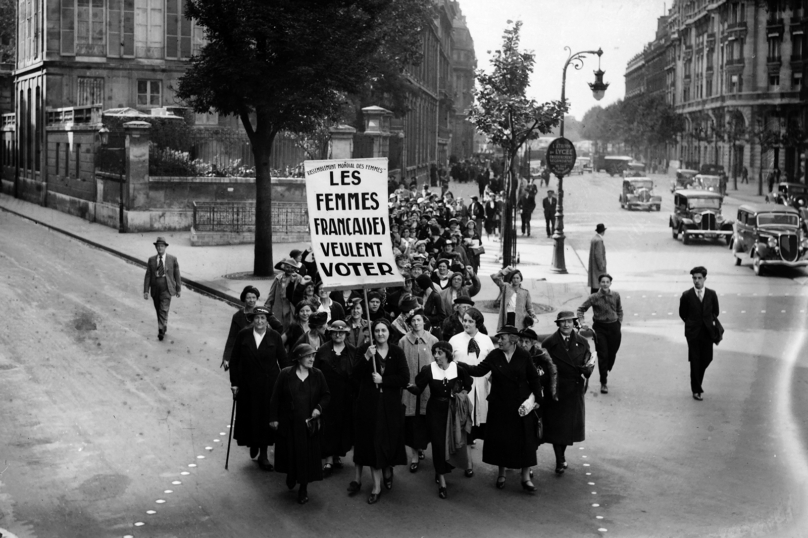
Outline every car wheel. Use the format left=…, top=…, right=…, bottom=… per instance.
left=681, top=227, right=690, bottom=245
left=752, top=251, right=764, bottom=276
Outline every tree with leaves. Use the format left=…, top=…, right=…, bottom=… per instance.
left=176, top=0, right=429, bottom=275
left=0, top=0, right=14, bottom=64
left=467, top=21, right=567, bottom=267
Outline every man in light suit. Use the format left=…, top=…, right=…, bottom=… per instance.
left=678, top=266, right=719, bottom=401
left=143, top=237, right=181, bottom=341
left=587, top=224, right=607, bottom=293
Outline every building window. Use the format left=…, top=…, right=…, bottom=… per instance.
left=793, top=33, right=805, bottom=60
left=137, top=80, right=161, bottom=106
left=769, top=73, right=781, bottom=91
left=107, top=0, right=135, bottom=57
left=706, top=78, right=713, bottom=97
left=135, top=0, right=164, bottom=58
left=76, top=0, right=105, bottom=53
left=794, top=72, right=803, bottom=92
left=767, top=36, right=781, bottom=60
left=77, top=77, right=104, bottom=106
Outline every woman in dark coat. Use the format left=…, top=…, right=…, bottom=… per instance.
left=541, top=312, right=593, bottom=475
left=221, top=285, right=282, bottom=370
left=458, top=325, right=543, bottom=492
left=229, top=305, right=289, bottom=471
left=270, top=344, right=331, bottom=504
left=407, top=341, right=472, bottom=499
left=314, top=320, right=358, bottom=474
left=349, top=318, right=410, bottom=505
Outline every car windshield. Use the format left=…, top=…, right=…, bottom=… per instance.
left=630, top=180, right=654, bottom=189
left=698, top=177, right=720, bottom=188
left=687, top=198, right=721, bottom=210
left=757, top=213, right=799, bottom=227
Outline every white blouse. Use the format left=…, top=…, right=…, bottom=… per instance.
left=431, top=361, right=458, bottom=381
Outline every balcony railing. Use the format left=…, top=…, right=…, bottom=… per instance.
left=767, top=56, right=782, bottom=65
left=726, top=58, right=745, bottom=67
left=1, top=113, right=15, bottom=129
left=767, top=18, right=785, bottom=31
left=727, top=21, right=747, bottom=34
left=46, top=104, right=102, bottom=126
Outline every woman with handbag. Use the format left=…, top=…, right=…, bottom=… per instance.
left=270, top=344, right=331, bottom=504
left=407, top=341, right=473, bottom=499
left=457, top=326, right=543, bottom=492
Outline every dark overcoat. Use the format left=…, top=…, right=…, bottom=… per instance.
left=222, top=309, right=282, bottom=364
left=270, top=366, right=330, bottom=484
left=229, top=327, right=288, bottom=448
left=314, top=341, right=359, bottom=458
left=541, top=330, right=592, bottom=445
left=352, top=344, right=410, bottom=469
left=461, top=346, right=542, bottom=469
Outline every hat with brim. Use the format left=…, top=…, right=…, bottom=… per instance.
left=327, top=320, right=350, bottom=333
left=246, top=305, right=271, bottom=321
left=495, top=325, right=520, bottom=338
left=153, top=236, right=169, bottom=246
left=240, top=285, right=261, bottom=303
left=519, top=328, right=539, bottom=340
left=400, top=297, right=420, bottom=313
left=292, top=343, right=316, bottom=361
left=453, top=296, right=474, bottom=306
left=554, top=311, right=578, bottom=323
left=595, top=223, right=607, bottom=233
left=274, top=258, right=300, bottom=271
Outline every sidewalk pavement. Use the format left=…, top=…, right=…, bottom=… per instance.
left=0, top=192, right=589, bottom=333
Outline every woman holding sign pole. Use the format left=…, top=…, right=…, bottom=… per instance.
left=349, top=318, right=409, bottom=504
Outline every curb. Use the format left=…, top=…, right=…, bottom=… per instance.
left=0, top=205, right=242, bottom=309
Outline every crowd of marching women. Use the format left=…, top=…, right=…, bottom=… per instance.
left=219, top=179, right=594, bottom=506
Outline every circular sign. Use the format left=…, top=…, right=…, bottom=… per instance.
left=546, top=137, right=577, bottom=177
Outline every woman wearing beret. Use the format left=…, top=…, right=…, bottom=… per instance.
left=314, top=320, right=358, bottom=475
left=457, top=325, right=543, bottom=492
left=350, top=318, right=410, bottom=504
left=407, top=341, right=473, bottom=499
left=221, top=285, right=283, bottom=371
left=541, top=312, right=593, bottom=475
left=400, top=308, right=438, bottom=472
left=270, top=344, right=331, bottom=504
left=230, top=305, right=289, bottom=471
left=491, top=266, right=536, bottom=332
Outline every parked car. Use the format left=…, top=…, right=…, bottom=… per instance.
left=768, top=182, right=808, bottom=210
left=669, top=190, right=733, bottom=244
left=595, top=155, right=633, bottom=176
left=671, top=169, right=699, bottom=193
left=700, top=163, right=725, bottom=175
left=731, top=203, right=808, bottom=275
left=619, top=178, right=662, bottom=211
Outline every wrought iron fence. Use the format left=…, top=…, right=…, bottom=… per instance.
left=193, top=201, right=309, bottom=235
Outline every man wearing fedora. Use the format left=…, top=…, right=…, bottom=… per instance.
left=542, top=190, right=557, bottom=238
left=143, top=237, right=181, bottom=341
left=679, top=266, right=720, bottom=401
left=265, top=257, right=301, bottom=332
left=588, top=224, right=608, bottom=294
left=541, top=311, right=593, bottom=475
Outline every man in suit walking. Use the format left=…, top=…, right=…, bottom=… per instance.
left=587, top=224, right=607, bottom=294
left=542, top=190, right=557, bottom=238
left=679, top=266, right=719, bottom=401
left=143, top=237, right=181, bottom=341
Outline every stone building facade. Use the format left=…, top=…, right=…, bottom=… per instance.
left=450, top=2, right=476, bottom=161
left=625, top=0, right=807, bottom=181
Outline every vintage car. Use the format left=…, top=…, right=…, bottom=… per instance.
left=691, top=174, right=722, bottom=196
left=619, top=178, right=661, bottom=211
left=622, top=162, right=647, bottom=178
left=669, top=190, right=733, bottom=244
left=768, top=182, right=808, bottom=209
left=597, top=155, right=633, bottom=176
left=671, top=169, right=699, bottom=192
left=573, top=156, right=593, bottom=174
left=731, top=203, right=808, bottom=275
left=700, top=163, right=725, bottom=176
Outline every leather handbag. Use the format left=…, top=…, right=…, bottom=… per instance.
left=470, top=245, right=486, bottom=256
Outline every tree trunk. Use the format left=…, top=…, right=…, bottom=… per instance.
left=252, top=130, right=277, bottom=276
left=502, top=153, right=518, bottom=268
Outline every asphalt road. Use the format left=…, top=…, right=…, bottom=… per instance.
left=1, top=172, right=807, bottom=538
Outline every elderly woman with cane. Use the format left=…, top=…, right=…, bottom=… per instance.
left=541, top=312, right=593, bottom=475
left=457, top=325, right=543, bottom=492
left=407, top=341, right=473, bottom=499
left=270, top=344, right=331, bottom=504
left=229, top=305, right=288, bottom=471
left=221, top=285, right=282, bottom=371
left=349, top=318, right=410, bottom=505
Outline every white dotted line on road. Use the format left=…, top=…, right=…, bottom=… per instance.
left=122, top=425, right=225, bottom=537
left=578, top=446, right=607, bottom=533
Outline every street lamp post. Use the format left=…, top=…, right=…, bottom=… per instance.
left=551, top=47, right=608, bottom=273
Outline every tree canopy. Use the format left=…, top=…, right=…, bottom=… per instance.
left=176, top=0, right=430, bottom=275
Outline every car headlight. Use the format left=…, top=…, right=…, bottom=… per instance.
left=694, top=214, right=702, bottom=223
left=768, top=237, right=778, bottom=249
left=716, top=214, right=724, bottom=222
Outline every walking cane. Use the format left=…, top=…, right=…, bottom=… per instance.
left=225, top=393, right=236, bottom=470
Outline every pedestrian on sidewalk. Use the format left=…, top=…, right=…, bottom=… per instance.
left=518, top=179, right=538, bottom=236
left=230, top=305, right=288, bottom=471
left=143, top=237, right=181, bottom=341
left=588, top=224, right=608, bottom=294
left=576, top=274, right=623, bottom=394
left=491, top=266, right=536, bottom=332
left=270, top=343, right=331, bottom=505
left=741, top=166, right=749, bottom=184
left=541, top=312, right=594, bottom=476
left=542, top=190, right=557, bottom=237
left=678, top=266, right=721, bottom=401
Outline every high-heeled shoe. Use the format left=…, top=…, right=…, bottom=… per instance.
left=384, top=469, right=394, bottom=490
left=438, top=486, right=448, bottom=499
left=495, top=476, right=506, bottom=489
left=347, top=481, right=362, bottom=495
left=367, top=490, right=381, bottom=504
left=298, top=487, right=309, bottom=504
left=555, top=462, right=568, bottom=475
left=521, top=480, right=537, bottom=492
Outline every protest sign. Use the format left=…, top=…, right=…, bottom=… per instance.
left=304, top=158, right=404, bottom=291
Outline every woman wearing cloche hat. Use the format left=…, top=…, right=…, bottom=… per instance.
left=221, top=285, right=282, bottom=371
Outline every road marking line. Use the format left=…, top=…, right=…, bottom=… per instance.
left=146, top=510, right=156, bottom=515
left=172, top=481, right=181, bottom=485
left=181, top=471, right=190, bottom=475
left=164, top=490, right=173, bottom=494
left=592, top=503, right=600, bottom=507
left=155, top=499, right=165, bottom=504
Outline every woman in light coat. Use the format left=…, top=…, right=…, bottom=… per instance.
left=491, top=267, right=536, bottom=331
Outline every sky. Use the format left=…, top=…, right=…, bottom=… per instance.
left=457, top=0, right=670, bottom=120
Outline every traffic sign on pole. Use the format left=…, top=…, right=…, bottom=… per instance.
left=547, top=137, right=577, bottom=177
